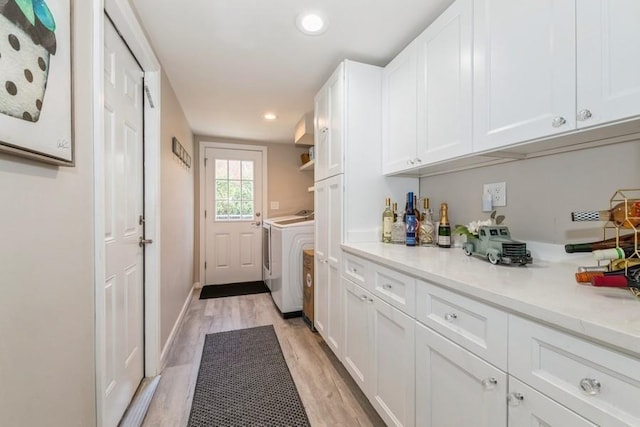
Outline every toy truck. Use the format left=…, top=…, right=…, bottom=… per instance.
left=463, top=225, right=532, bottom=266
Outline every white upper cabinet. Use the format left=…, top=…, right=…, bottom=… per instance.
left=416, top=0, right=473, bottom=164
left=577, top=0, right=640, bottom=128
left=382, top=41, right=419, bottom=175
left=314, top=63, right=344, bottom=181
left=473, top=0, right=576, bottom=152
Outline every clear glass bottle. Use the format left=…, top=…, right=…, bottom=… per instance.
left=571, top=200, right=640, bottom=228
left=382, top=197, right=393, bottom=243
left=391, top=201, right=406, bottom=245
left=437, top=203, right=451, bottom=248
left=419, top=198, right=436, bottom=246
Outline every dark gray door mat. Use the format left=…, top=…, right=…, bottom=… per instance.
left=199, top=281, right=270, bottom=299
left=187, top=325, right=311, bottom=427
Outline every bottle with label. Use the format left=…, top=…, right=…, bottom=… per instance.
left=405, top=192, right=417, bottom=246
left=438, top=203, right=451, bottom=248
left=571, top=200, right=640, bottom=228
left=391, top=202, right=406, bottom=245
left=382, top=197, right=393, bottom=243
left=419, top=198, right=436, bottom=246
left=392, top=202, right=398, bottom=223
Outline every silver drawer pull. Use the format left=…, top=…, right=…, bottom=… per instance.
left=382, top=284, right=393, bottom=290
left=577, top=109, right=592, bottom=121
left=552, top=116, right=567, bottom=127
left=580, top=378, right=601, bottom=395
left=482, top=377, right=498, bottom=390
left=360, top=295, right=368, bottom=302
left=444, top=313, right=458, bottom=322
left=507, top=392, right=524, bottom=406
left=352, top=268, right=358, bottom=273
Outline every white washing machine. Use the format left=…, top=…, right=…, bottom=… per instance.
left=268, top=218, right=314, bottom=317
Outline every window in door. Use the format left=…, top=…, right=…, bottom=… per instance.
left=215, top=159, right=254, bottom=221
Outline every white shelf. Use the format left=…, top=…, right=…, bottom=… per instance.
left=299, top=159, right=315, bottom=172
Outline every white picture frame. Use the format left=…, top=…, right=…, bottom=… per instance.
left=0, top=0, right=73, bottom=165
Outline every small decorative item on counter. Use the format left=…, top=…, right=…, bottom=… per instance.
left=457, top=221, right=532, bottom=266
left=437, top=203, right=451, bottom=248
left=301, top=152, right=310, bottom=165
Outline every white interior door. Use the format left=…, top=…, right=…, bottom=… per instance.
left=103, top=16, right=145, bottom=427
left=205, top=147, right=263, bottom=285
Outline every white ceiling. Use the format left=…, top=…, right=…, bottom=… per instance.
left=130, top=0, right=454, bottom=144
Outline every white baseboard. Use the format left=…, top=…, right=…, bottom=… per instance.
left=159, top=284, right=195, bottom=370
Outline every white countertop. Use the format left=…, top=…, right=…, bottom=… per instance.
left=342, top=242, right=640, bottom=357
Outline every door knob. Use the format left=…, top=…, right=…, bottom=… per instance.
left=552, top=116, right=567, bottom=128
left=577, top=109, right=592, bottom=121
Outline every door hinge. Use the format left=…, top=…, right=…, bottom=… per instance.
left=204, top=262, right=207, bottom=270
left=139, top=215, right=145, bottom=225
left=205, top=210, right=207, bottom=219
left=204, top=158, right=207, bottom=167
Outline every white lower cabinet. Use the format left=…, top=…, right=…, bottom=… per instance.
left=415, top=322, right=507, bottom=427
left=508, top=377, right=596, bottom=427
left=343, top=276, right=415, bottom=427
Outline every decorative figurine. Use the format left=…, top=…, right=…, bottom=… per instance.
left=462, top=225, right=532, bottom=266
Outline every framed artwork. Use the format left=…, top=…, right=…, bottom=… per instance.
left=172, top=136, right=191, bottom=169
left=0, top=0, right=73, bottom=165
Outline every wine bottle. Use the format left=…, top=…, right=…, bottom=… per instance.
left=438, top=203, right=451, bottom=248
left=565, top=233, right=636, bottom=253
left=382, top=197, right=393, bottom=243
left=591, top=275, right=640, bottom=288
left=576, top=262, right=640, bottom=283
left=419, top=198, right=436, bottom=246
left=571, top=200, right=640, bottom=228
left=392, top=202, right=398, bottom=223
left=405, top=192, right=418, bottom=247
left=391, top=202, right=406, bottom=244
left=592, top=246, right=637, bottom=261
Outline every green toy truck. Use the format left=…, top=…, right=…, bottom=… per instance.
left=463, top=225, right=532, bottom=266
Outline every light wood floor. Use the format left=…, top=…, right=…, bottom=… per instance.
left=142, top=290, right=386, bottom=427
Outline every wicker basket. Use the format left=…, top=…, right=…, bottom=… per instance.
left=301, top=153, right=310, bottom=164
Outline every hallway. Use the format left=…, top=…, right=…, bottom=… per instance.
left=142, top=291, right=386, bottom=426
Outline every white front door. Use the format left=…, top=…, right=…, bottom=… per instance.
left=204, top=147, right=263, bottom=285
left=103, top=16, right=145, bottom=427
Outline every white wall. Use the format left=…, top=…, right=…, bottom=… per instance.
left=419, top=140, right=640, bottom=245
left=160, top=71, right=195, bottom=349
left=0, top=1, right=96, bottom=425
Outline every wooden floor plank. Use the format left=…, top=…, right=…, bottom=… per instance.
left=142, top=290, right=385, bottom=427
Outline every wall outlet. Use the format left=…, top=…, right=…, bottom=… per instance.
left=270, top=201, right=279, bottom=210
left=483, top=182, right=507, bottom=207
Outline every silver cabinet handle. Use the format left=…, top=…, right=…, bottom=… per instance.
left=321, top=127, right=329, bottom=134
left=383, top=284, right=393, bottom=290
left=352, top=268, right=358, bottom=273
left=579, top=378, right=601, bottom=395
left=407, top=159, right=415, bottom=166
left=552, top=116, right=567, bottom=128
left=444, top=313, right=458, bottom=322
left=482, top=377, right=498, bottom=390
left=415, top=158, right=422, bottom=163
left=577, top=109, right=593, bottom=121
left=360, top=295, right=368, bottom=302
left=139, top=237, right=153, bottom=247
left=507, top=392, right=524, bottom=406
left=368, top=297, right=374, bottom=303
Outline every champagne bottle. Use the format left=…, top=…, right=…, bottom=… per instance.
left=571, top=200, right=640, bottom=228
left=438, top=203, right=451, bottom=248
left=382, top=197, right=393, bottom=243
left=405, top=192, right=418, bottom=247
left=419, top=198, right=435, bottom=246
left=564, top=233, right=636, bottom=253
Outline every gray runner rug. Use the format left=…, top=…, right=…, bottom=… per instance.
left=187, top=325, right=311, bottom=427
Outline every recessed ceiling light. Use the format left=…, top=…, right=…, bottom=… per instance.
left=264, top=113, right=277, bottom=120
left=296, top=12, right=327, bottom=35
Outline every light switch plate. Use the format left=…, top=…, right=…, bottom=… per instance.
left=270, top=201, right=280, bottom=210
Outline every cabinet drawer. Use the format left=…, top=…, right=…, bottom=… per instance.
left=509, top=315, right=640, bottom=426
left=371, top=263, right=416, bottom=317
left=342, top=252, right=369, bottom=287
left=416, top=280, right=507, bottom=370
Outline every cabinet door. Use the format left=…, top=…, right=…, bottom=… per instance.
left=325, top=174, right=344, bottom=357
left=382, top=41, right=418, bottom=175
left=370, top=298, right=415, bottom=427
left=314, top=180, right=329, bottom=337
left=473, top=0, right=576, bottom=151
left=416, top=0, right=473, bottom=165
left=415, top=322, right=507, bottom=427
left=343, top=278, right=373, bottom=393
left=577, top=0, right=640, bottom=128
left=508, top=377, right=597, bottom=427
left=314, top=86, right=329, bottom=181
left=326, top=64, right=344, bottom=179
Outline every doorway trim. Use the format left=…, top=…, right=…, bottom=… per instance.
left=198, top=141, right=268, bottom=287
left=93, top=1, right=162, bottom=425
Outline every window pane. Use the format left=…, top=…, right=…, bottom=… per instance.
left=216, top=201, right=229, bottom=220
left=228, top=201, right=241, bottom=219
left=215, top=160, right=228, bottom=179
left=229, top=180, right=242, bottom=201
left=216, top=180, right=228, bottom=200
left=242, top=161, right=254, bottom=180
left=229, top=160, right=241, bottom=180
left=241, top=181, right=253, bottom=201
left=241, top=201, right=254, bottom=219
